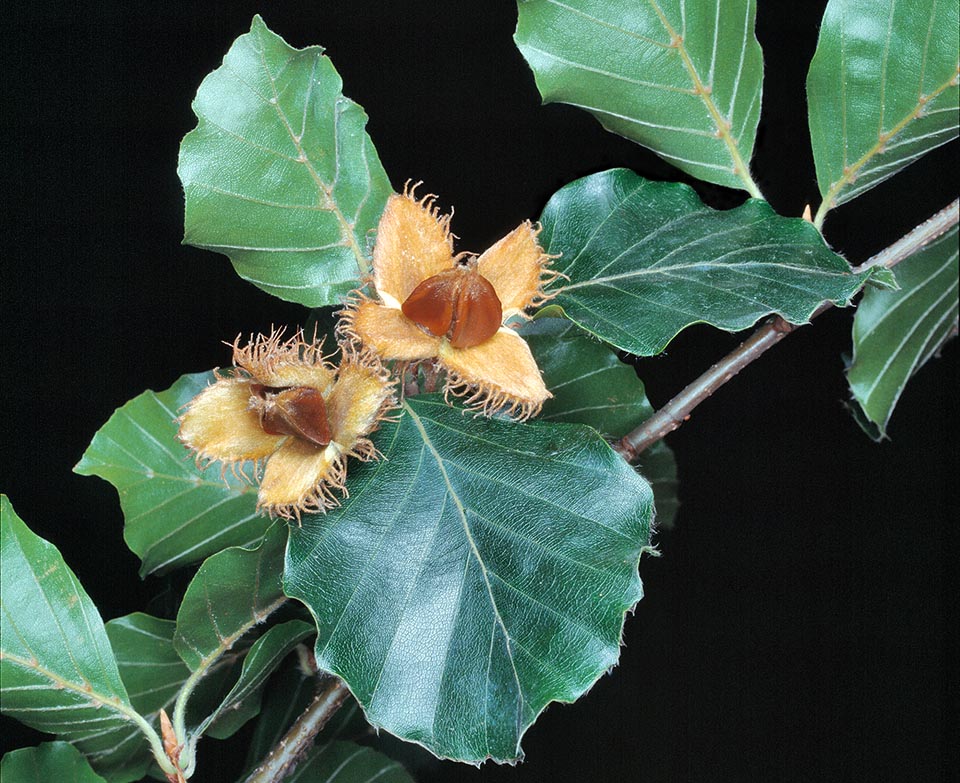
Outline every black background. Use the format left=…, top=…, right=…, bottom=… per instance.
left=3, top=2, right=957, bottom=782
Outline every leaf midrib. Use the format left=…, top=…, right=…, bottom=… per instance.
left=563, top=256, right=853, bottom=292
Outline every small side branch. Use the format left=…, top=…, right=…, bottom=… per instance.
left=243, top=676, right=350, bottom=783
left=614, top=198, right=959, bottom=461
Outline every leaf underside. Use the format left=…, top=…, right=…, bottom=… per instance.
left=74, top=371, right=264, bottom=576
left=179, top=15, right=393, bottom=306
left=540, top=169, right=871, bottom=356
left=515, top=0, right=764, bottom=191
left=285, top=397, right=653, bottom=763
left=201, top=619, right=314, bottom=740
left=847, top=224, right=958, bottom=438
left=807, top=0, right=960, bottom=210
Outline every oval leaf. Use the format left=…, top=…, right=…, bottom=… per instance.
left=807, top=0, right=960, bottom=216
left=847, top=224, right=958, bottom=439
left=515, top=0, right=764, bottom=192
left=1, top=742, right=107, bottom=783
left=285, top=397, right=653, bottom=763
left=541, top=169, right=870, bottom=356
left=0, top=496, right=145, bottom=778
left=178, top=15, right=393, bottom=306
left=106, top=615, right=191, bottom=717
left=74, top=372, right=263, bottom=576
left=521, top=316, right=655, bottom=434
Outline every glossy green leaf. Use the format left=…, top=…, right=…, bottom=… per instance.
left=522, top=316, right=679, bottom=528
left=92, top=614, right=191, bottom=781
left=174, top=525, right=287, bottom=673
left=178, top=15, right=392, bottom=306
left=285, top=397, right=653, bottom=763
left=0, top=497, right=152, bottom=780
left=541, top=169, right=870, bottom=356
left=75, top=372, right=263, bottom=576
left=200, top=620, right=313, bottom=740
left=285, top=741, right=413, bottom=783
left=515, top=0, right=764, bottom=192
left=807, top=0, right=960, bottom=218
left=1, top=742, right=107, bottom=783
left=847, top=224, right=958, bottom=439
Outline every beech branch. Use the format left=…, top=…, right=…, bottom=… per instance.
left=614, top=198, right=959, bottom=462
left=243, top=675, right=350, bottom=783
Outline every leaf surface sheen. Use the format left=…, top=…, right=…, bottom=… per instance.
left=541, top=169, right=871, bottom=356
left=807, top=0, right=960, bottom=212
left=847, top=224, right=959, bottom=438
left=74, top=372, right=264, bottom=576
left=285, top=397, right=653, bottom=763
left=515, top=0, right=764, bottom=191
left=0, top=497, right=142, bottom=780
left=178, top=15, right=392, bottom=306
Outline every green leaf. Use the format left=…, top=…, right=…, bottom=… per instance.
left=174, top=525, right=287, bottom=673
left=522, top=316, right=679, bottom=528
left=807, top=0, right=960, bottom=219
left=178, top=15, right=392, bottom=306
left=0, top=496, right=155, bottom=780
left=541, top=169, right=869, bottom=356
left=1, top=742, right=108, bottom=783
left=515, top=0, right=764, bottom=193
left=285, top=741, right=412, bottom=783
left=285, top=397, right=653, bottom=763
left=75, top=372, right=264, bottom=576
left=94, top=614, right=191, bottom=781
left=847, top=224, right=958, bottom=439
left=201, top=619, right=314, bottom=740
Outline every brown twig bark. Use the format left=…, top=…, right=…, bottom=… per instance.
left=243, top=676, right=350, bottom=783
left=613, top=198, right=959, bottom=462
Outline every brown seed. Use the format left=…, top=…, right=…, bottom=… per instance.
left=402, top=266, right=502, bottom=349
left=258, top=387, right=331, bottom=448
